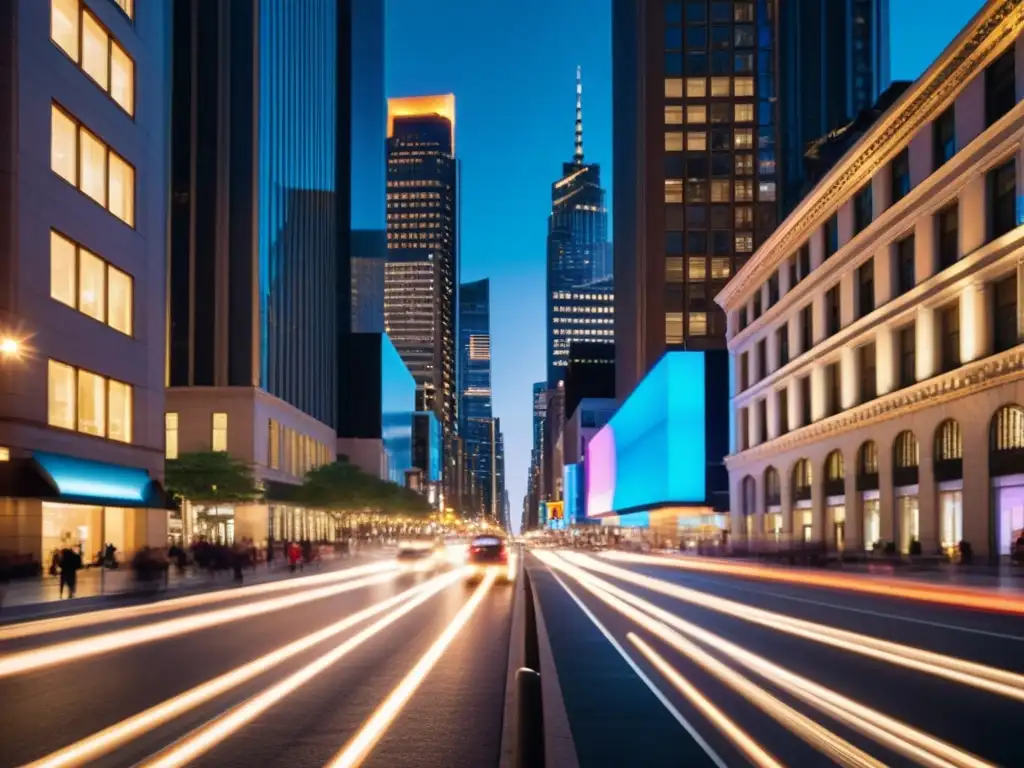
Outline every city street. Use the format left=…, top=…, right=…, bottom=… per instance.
left=0, top=557, right=513, bottom=768
left=531, top=550, right=1024, bottom=768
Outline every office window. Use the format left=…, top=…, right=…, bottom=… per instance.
left=50, top=231, right=76, bottom=308
left=51, top=0, right=79, bottom=60
left=827, top=362, right=842, bottom=416
left=79, top=128, right=106, bottom=205
left=824, top=214, right=839, bottom=258
left=733, top=233, right=751, bottom=253
left=799, top=304, right=812, bottom=353
left=665, top=105, right=683, bottom=124
left=212, top=413, right=228, bottom=452
left=934, top=106, right=956, bottom=169
left=986, top=47, right=1016, bottom=127
left=710, top=257, right=731, bottom=279
left=108, top=379, right=132, bottom=443
left=665, top=78, right=684, bottom=98
left=734, top=208, right=753, bottom=231
left=988, top=158, right=1017, bottom=241
left=78, top=369, right=105, bottom=437
left=78, top=247, right=105, bottom=322
left=48, top=360, right=76, bottom=430
left=52, top=2, right=135, bottom=116
left=735, top=129, right=753, bottom=149
left=896, top=234, right=916, bottom=295
left=665, top=179, right=684, bottom=203
left=739, top=352, right=749, bottom=390
left=759, top=182, right=776, bottom=202
left=686, top=78, right=707, bottom=98
left=166, top=413, right=179, bottom=460
left=734, top=103, right=754, bottom=122
left=891, top=149, right=911, bottom=204
left=937, top=202, right=959, bottom=269
left=853, top=184, right=872, bottom=234
left=109, top=153, right=135, bottom=226
left=666, top=312, right=684, bottom=344
left=687, top=131, right=707, bottom=150
left=940, top=302, right=961, bottom=372
left=735, top=179, right=753, bottom=201
left=710, top=77, right=730, bottom=97
left=778, top=387, right=789, bottom=435
left=993, top=273, right=1019, bottom=352
left=689, top=312, right=708, bottom=336
left=899, top=324, right=917, bottom=389
left=798, top=243, right=811, bottom=281
left=110, top=44, right=134, bottom=115
left=710, top=179, right=731, bottom=202
left=51, top=106, right=77, bottom=184
left=826, top=285, right=841, bottom=336
left=107, top=265, right=133, bottom=335
left=799, top=375, right=812, bottom=425
left=734, top=77, right=754, bottom=96
left=777, top=325, right=789, bottom=368
left=665, top=132, right=684, bottom=151
left=114, top=0, right=133, bottom=18
left=50, top=231, right=133, bottom=335
left=756, top=339, right=767, bottom=380
left=860, top=343, right=877, bottom=401
left=688, top=257, right=707, bottom=280
left=687, top=105, right=707, bottom=124
left=857, top=259, right=875, bottom=318
left=81, top=12, right=109, bottom=90
left=666, top=257, right=684, bottom=283
left=735, top=154, right=753, bottom=176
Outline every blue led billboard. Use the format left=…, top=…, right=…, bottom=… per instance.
left=380, top=335, right=415, bottom=484
left=585, top=351, right=706, bottom=516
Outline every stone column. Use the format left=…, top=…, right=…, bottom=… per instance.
left=840, top=271, right=856, bottom=327
left=788, top=376, right=803, bottom=430
left=843, top=461, right=862, bottom=552
left=809, top=226, right=825, bottom=271
left=810, top=364, right=827, bottom=422
left=916, top=305, right=939, bottom=382
left=876, top=325, right=897, bottom=396
left=750, top=400, right=764, bottom=446
left=961, top=416, right=992, bottom=560
left=960, top=282, right=993, bottom=364
left=916, top=440, right=939, bottom=555
left=811, top=464, right=826, bottom=546
left=914, top=215, right=937, bottom=284
left=959, top=174, right=987, bottom=257
left=875, top=243, right=894, bottom=306
left=841, top=345, right=860, bottom=410
left=878, top=438, right=895, bottom=547
left=766, top=389, right=780, bottom=441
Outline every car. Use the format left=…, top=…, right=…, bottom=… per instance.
left=395, top=539, right=440, bottom=571
left=466, top=535, right=515, bottom=584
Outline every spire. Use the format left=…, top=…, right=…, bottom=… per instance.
left=574, top=65, right=584, bottom=166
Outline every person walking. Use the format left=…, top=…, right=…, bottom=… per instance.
left=60, top=545, right=82, bottom=599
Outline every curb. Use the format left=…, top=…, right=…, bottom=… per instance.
left=498, top=547, right=527, bottom=768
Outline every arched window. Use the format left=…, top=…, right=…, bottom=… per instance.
left=741, top=475, right=756, bottom=516
left=824, top=449, right=845, bottom=495
left=990, top=405, right=1024, bottom=476
left=857, top=440, right=879, bottom=491
left=764, top=466, right=781, bottom=508
left=934, top=420, right=963, bottom=482
left=792, top=458, right=812, bottom=502
left=893, top=431, right=919, bottom=486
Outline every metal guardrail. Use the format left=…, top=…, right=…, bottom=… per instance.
left=514, top=565, right=545, bottom=768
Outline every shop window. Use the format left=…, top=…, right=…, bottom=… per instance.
left=212, top=412, right=228, bottom=452
left=166, top=413, right=179, bottom=459
left=51, top=0, right=135, bottom=115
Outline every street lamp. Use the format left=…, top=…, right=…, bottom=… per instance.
left=0, top=337, right=20, bottom=359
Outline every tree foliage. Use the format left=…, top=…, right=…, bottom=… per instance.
left=165, top=451, right=263, bottom=505
left=297, top=460, right=431, bottom=516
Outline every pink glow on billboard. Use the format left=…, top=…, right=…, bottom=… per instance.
left=585, top=425, right=616, bottom=517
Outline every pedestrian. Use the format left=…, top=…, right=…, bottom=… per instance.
left=60, top=545, right=82, bottom=599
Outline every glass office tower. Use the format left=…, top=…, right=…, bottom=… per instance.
left=459, top=279, right=496, bottom=518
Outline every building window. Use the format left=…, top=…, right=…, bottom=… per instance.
left=710, top=103, right=730, bottom=124
left=735, top=155, right=753, bottom=176
left=734, top=129, right=753, bottom=149
left=665, top=106, right=683, bottom=124
left=825, top=285, right=841, bottom=336
left=799, top=304, right=812, bottom=353
left=857, top=259, right=875, bottom=318
left=113, top=0, right=133, bottom=18
left=993, top=273, right=1019, bottom=353
left=891, top=148, right=911, bottom=204
left=710, top=76, right=730, bottom=97
left=734, top=77, right=754, bottom=96
left=212, top=412, right=228, bottom=452
left=734, top=103, right=754, bottom=122
left=767, top=272, right=779, bottom=307
left=799, top=376, right=812, bottom=426
left=778, top=388, right=789, bottom=435
left=986, top=47, right=1016, bottom=127
left=988, top=158, right=1017, bottom=241
left=50, top=231, right=133, bottom=335
left=687, top=257, right=707, bottom=280
left=853, top=185, right=872, bottom=235
left=933, top=106, right=956, bottom=170
left=47, top=360, right=131, bottom=442
left=51, top=104, right=135, bottom=226
left=165, top=413, right=179, bottom=459
left=108, top=379, right=132, bottom=443
left=940, top=302, right=961, bottom=372
left=686, top=104, right=707, bottom=123
left=710, top=179, right=731, bottom=202
left=824, top=214, right=839, bottom=259
left=936, top=202, right=959, bottom=269
left=665, top=78, right=683, bottom=98
left=666, top=312, right=684, bottom=345
left=752, top=291, right=762, bottom=320
left=735, top=179, right=753, bottom=201
left=735, top=233, right=753, bottom=252
left=758, top=182, right=777, bottom=202
left=758, top=399, right=768, bottom=444
left=666, top=257, right=684, bottom=283
left=665, top=179, right=683, bottom=203
left=739, top=352, right=749, bottom=391
left=735, top=205, right=753, bottom=227
left=47, top=360, right=76, bottom=430
left=896, top=234, right=915, bottom=296
left=777, top=326, right=789, bottom=368
left=665, top=132, right=684, bottom=151
left=687, top=131, right=707, bottom=150
left=51, top=0, right=135, bottom=115
left=711, top=257, right=731, bottom=280
left=899, top=324, right=916, bottom=389
left=860, top=342, right=877, bottom=401
left=686, top=77, right=707, bottom=98
left=77, top=369, right=106, bottom=437
left=827, top=362, right=842, bottom=416
left=689, top=312, right=708, bottom=336
left=798, top=242, right=811, bottom=281
left=756, top=339, right=767, bottom=380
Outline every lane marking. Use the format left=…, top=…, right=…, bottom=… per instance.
left=326, top=570, right=497, bottom=768
left=544, top=568, right=729, bottom=768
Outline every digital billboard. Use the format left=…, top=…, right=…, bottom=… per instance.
left=585, top=352, right=706, bottom=517
left=381, top=336, right=415, bottom=484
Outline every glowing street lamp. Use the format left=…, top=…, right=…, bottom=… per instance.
left=0, top=337, right=20, bottom=359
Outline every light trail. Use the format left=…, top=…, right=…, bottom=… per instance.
left=561, top=552, right=1024, bottom=702
left=326, top=570, right=497, bottom=768
left=600, top=550, right=1024, bottom=615
left=0, top=560, right=399, bottom=641
left=541, top=553, right=993, bottom=768
left=140, top=568, right=469, bottom=768
left=0, top=570, right=401, bottom=679
left=24, top=571, right=462, bottom=768
left=627, top=633, right=784, bottom=768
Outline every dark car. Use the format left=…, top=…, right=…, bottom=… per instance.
left=466, top=536, right=514, bottom=584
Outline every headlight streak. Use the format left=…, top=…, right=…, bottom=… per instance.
left=0, top=561, right=400, bottom=642
left=560, top=552, right=1024, bottom=703
left=23, top=571, right=462, bottom=768
left=626, top=632, right=785, bottom=768
left=0, top=570, right=402, bottom=679
left=599, top=551, right=1024, bottom=615
left=139, top=567, right=470, bottom=768
left=543, top=553, right=992, bottom=768
left=532, top=553, right=883, bottom=768
left=325, top=570, right=497, bottom=768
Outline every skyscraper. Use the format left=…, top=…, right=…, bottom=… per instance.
left=459, top=279, right=496, bottom=518
left=350, top=229, right=386, bottom=333
left=612, top=0, right=890, bottom=395
left=547, top=67, right=612, bottom=385
left=384, top=95, right=458, bottom=440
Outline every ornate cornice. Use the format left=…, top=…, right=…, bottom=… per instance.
left=717, top=0, right=1024, bottom=310
left=725, top=347, right=1024, bottom=469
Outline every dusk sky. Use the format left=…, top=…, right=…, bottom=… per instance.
left=386, top=0, right=985, bottom=526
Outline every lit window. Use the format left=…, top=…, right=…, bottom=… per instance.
left=759, top=181, right=777, bottom=201
left=710, top=77, right=730, bottom=97
left=735, top=129, right=753, bottom=149
left=689, top=312, right=709, bottom=336
left=665, top=257, right=684, bottom=283
left=735, top=206, right=753, bottom=227
left=114, top=0, right=133, bottom=18
left=735, top=180, right=754, bottom=201
left=110, top=42, right=134, bottom=115
left=735, top=233, right=754, bottom=252
left=108, top=152, right=134, bottom=226
left=212, top=412, right=228, bottom=452
left=734, top=103, right=754, bottom=122
left=78, top=369, right=105, bottom=437
left=0, top=447, right=9, bottom=462
left=687, top=131, right=707, bottom=151
left=686, top=105, right=706, bottom=124
left=51, top=106, right=77, bottom=184
left=81, top=12, right=109, bottom=90
left=48, top=360, right=76, bottom=430
left=665, top=132, right=684, bottom=151
left=107, top=265, right=133, bottom=335
left=735, top=77, right=755, bottom=97
left=688, top=257, right=707, bottom=280
left=50, top=230, right=76, bottom=308
left=51, top=0, right=79, bottom=60
left=735, top=154, right=754, bottom=175
left=665, top=78, right=683, bottom=98
left=666, top=313, right=684, bottom=345
left=166, top=413, right=179, bottom=459
left=79, top=128, right=106, bottom=205
left=77, top=247, right=106, bottom=323
left=665, top=105, right=683, bottom=124
left=711, top=257, right=731, bottom=279
left=665, top=178, right=684, bottom=203
left=108, top=379, right=132, bottom=443
left=686, top=78, right=706, bottom=98
left=711, top=179, right=731, bottom=202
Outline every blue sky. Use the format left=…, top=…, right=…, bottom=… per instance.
left=386, top=0, right=984, bottom=528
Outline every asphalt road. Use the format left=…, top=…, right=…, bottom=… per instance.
left=530, top=549, right=1024, bottom=768
left=0, top=556, right=514, bottom=768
